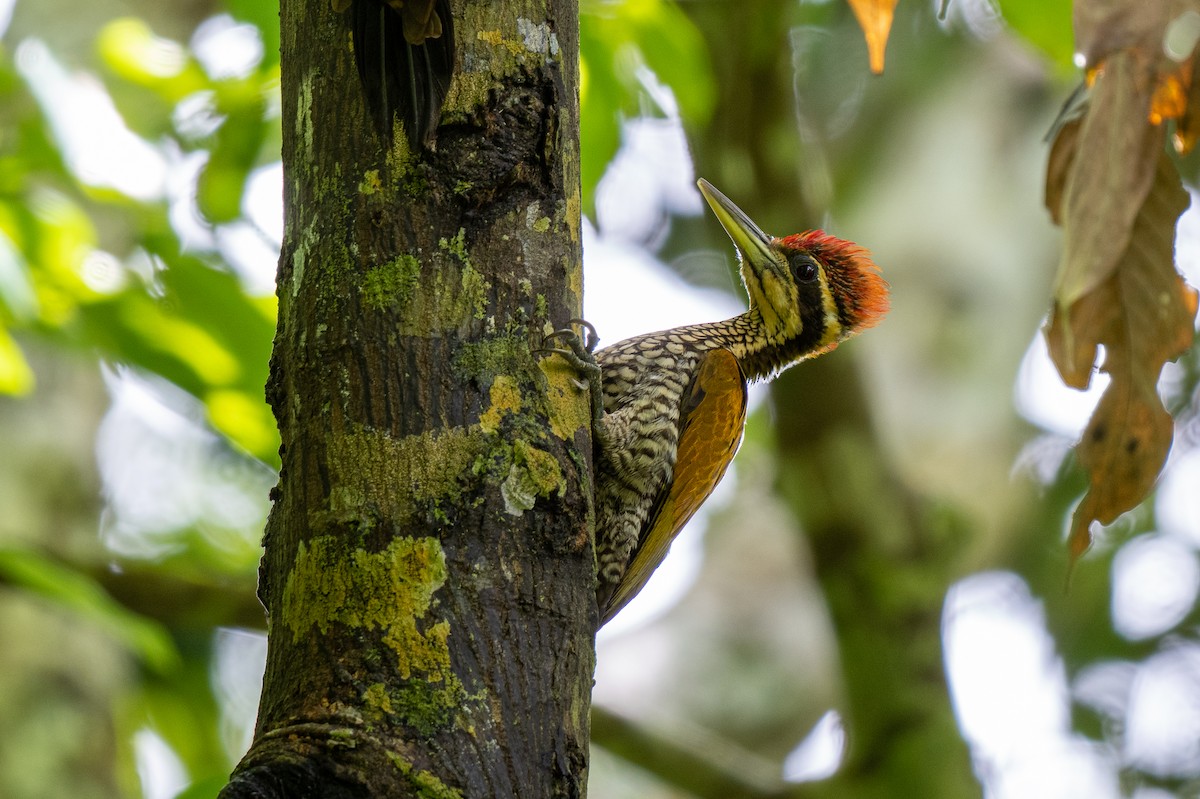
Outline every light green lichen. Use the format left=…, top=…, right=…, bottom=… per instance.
left=531, top=216, right=550, bottom=233
left=359, top=169, right=383, bottom=195
left=452, top=331, right=528, bottom=386
left=296, top=72, right=314, bottom=150
left=283, top=535, right=471, bottom=738
left=322, top=425, right=489, bottom=529
left=373, top=229, right=486, bottom=327
left=439, top=228, right=470, bottom=265
left=363, top=682, right=394, bottom=715
left=501, top=439, right=565, bottom=515
left=386, top=752, right=465, bottom=799
left=355, top=235, right=491, bottom=332
left=363, top=255, right=422, bottom=311
left=328, top=728, right=357, bottom=749
left=459, top=264, right=489, bottom=321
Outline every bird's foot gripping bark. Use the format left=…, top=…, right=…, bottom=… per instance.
left=538, top=320, right=603, bottom=428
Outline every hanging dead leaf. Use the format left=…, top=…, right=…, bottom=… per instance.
left=1073, top=0, right=1171, bottom=69
left=846, top=0, right=898, bottom=75
left=1043, top=0, right=1200, bottom=563
left=1050, top=51, right=1163, bottom=313
left=1045, top=116, right=1082, bottom=228
left=1045, top=150, right=1196, bottom=558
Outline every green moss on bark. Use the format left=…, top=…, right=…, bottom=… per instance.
left=283, top=536, right=473, bottom=739
left=363, top=255, right=422, bottom=311
left=501, top=439, right=565, bottom=514
left=325, top=426, right=489, bottom=528
left=385, top=751, right=466, bottom=799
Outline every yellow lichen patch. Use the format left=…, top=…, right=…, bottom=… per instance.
left=501, top=439, right=565, bottom=515
left=283, top=535, right=472, bottom=739
left=515, top=440, right=563, bottom=497
left=363, top=682, right=394, bottom=714
left=387, top=617, right=451, bottom=680
left=282, top=535, right=447, bottom=641
left=479, top=375, right=522, bottom=434
left=476, top=28, right=525, bottom=57
left=477, top=29, right=503, bottom=46
left=359, top=169, right=383, bottom=195
left=540, top=360, right=592, bottom=441
left=565, top=192, right=581, bottom=245
left=323, top=425, right=489, bottom=528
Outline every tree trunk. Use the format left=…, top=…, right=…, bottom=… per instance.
left=220, top=2, right=595, bottom=797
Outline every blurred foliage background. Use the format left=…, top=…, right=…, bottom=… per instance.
left=2, top=0, right=1200, bottom=797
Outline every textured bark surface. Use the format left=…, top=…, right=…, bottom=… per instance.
left=220, top=2, right=594, bottom=797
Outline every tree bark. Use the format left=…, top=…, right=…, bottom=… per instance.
left=220, top=2, right=595, bottom=797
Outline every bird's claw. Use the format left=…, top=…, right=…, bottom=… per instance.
left=539, top=319, right=598, bottom=357
left=535, top=319, right=604, bottom=427
left=535, top=319, right=600, bottom=371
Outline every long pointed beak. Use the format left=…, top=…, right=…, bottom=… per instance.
left=697, top=179, right=777, bottom=268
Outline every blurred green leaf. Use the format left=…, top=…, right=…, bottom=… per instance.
left=996, top=0, right=1075, bottom=69
left=96, top=18, right=209, bottom=139
left=197, top=81, right=269, bottom=224
left=96, top=18, right=209, bottom=102
left=223, top=0, right=282, bottom=68
left=70, top=251, right=279, bottom=463
left=0, top=325, right=33, bottom=394
left=580, top=0, right=715, bottom=211
left=0, top=548, right=180, bottom=673
left=131, top=658, right=230, bottom=785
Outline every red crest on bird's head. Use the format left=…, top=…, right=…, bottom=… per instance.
left=779, top=230, right=889, bottom=334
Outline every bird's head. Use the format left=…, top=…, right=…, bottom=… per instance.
left=698, top=179, right=888, bottom=371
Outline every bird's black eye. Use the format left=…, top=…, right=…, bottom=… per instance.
left=796, top=258, right=819, bottom=283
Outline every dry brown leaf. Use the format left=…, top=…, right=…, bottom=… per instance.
left=1045, top=117, right=1082, bottom=228
left=1045, top=150, right=1196, bottom=558
left=1074, top=0, right=1172, bottom=69
left=1050, top=50, right=1163, bottom=312
left=1044, top=0, right=1200, bottom=562
left=846, top=0, right=898, bottom=75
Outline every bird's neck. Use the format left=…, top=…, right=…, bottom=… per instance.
left=686, top=307, right=823, bottom=382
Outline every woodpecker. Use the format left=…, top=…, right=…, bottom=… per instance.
left=335, top=0, right=454, bottom=147
left=546, top=180, right=889, bottom=627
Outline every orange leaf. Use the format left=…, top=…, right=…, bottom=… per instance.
left=1175, top=55, right=1200, bottom=153
left=846, top=0, right=898, bottom=75
left=1150, top=62, right=1191, bottom=124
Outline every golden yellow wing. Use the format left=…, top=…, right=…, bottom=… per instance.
left=600, top=348, right=748, bottom=626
